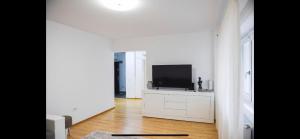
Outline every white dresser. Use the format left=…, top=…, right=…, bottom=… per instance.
left=142, top=89, right=214, bottom=123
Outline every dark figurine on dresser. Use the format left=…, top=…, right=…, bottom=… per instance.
left=198, top=77, right=202, bottom=91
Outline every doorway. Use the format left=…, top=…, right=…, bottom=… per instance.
left=114, top=51, right=146, bottom=99
left=114, top=52, right=126, bottom=98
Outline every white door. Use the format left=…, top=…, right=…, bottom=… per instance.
left=135, top=51, right=146, bottom=98
left=125, top=52, right=136, bottom=98
left=125, top=51, right=146, bottom=98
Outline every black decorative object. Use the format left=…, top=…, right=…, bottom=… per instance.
left=197, top=77, right=202, bottom=91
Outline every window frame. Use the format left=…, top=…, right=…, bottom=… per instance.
left=241, top=29, right=254, bottom=107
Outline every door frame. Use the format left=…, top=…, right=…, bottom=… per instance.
left=113, top=51, right=147, bottom=99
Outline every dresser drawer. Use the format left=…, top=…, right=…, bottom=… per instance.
left=165, top=95, right=186, bottom=103
left=164, top=101, right=186, bottom=110
left=164, top=109, right=186, bottom=116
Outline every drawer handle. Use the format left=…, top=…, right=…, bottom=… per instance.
left=165, top=101, right=185, bottom=103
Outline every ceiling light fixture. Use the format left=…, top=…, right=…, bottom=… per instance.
left=100, top=0, right=140, bottom=11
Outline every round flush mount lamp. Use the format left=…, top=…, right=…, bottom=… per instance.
left=100, top=0, right=140, bottom=11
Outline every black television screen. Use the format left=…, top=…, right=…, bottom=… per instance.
left=152, top=64, right=192, bottom=88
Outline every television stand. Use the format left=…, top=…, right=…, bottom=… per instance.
left=142, top=89, right=214, bottom=123
left=152, top=87, right=191, bottom=91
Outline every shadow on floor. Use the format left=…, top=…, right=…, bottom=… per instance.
left=115, top=91, right=126, bottom=98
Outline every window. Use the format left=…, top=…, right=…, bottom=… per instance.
left=241, top=30, right=254, bottom=105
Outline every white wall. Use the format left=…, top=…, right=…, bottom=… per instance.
left=46, top=20, right=115, bottom=124
left=113, top=31, right=214, bottom=89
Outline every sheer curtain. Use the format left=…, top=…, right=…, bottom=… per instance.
left=214, top=0, right=243, bottom=139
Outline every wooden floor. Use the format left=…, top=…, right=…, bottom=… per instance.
left=68, top=98, right=218, bottom=139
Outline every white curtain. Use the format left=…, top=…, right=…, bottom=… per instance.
left=214, top=0, right=243, bottom=139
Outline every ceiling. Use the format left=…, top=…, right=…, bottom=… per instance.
left=47, top=0, right=222, bottom=39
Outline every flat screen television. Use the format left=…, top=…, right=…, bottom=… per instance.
left=152, top=64, right=192, bottom=89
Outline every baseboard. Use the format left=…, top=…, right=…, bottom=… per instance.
left=123, top=98, right=143, bottom=100
left=71, top=106, right=115, bottom=127
left=143, top=113, right=214, bottom=123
